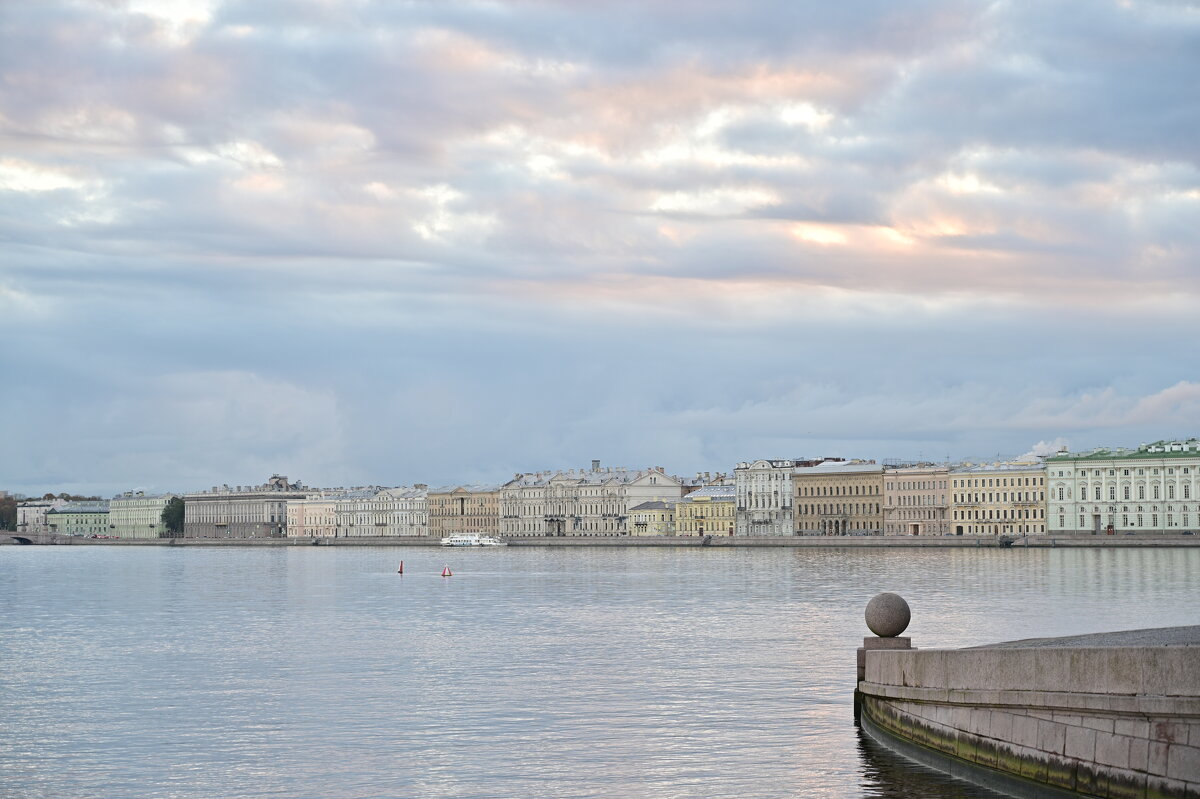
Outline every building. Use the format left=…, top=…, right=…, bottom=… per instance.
left=950, top=462, right=1047, bottom=536
left=628, top=500, right=677, bottom=536
left=333, top=486, right=428, bottom=537
left=183, top=475, right=308, bottom=538
left=676, top=485, right=736, bottom=536
left=1045, top=439, right=1200, bottom=534
left=883, top=465, right=951, bottom=536
left=45, top=501, right=110, bottom=537
left=793, top=461, right=884, bottom=535
left=500, top=461, right=685, bottom=536
left=285, top=495, right=338, bottom=539
left=16, top=498, right=67, bottom=534
left=109, top=491, right=177, bottom=539
left=734, top=458, right=835, bottom=536
left=428, top=485, right=500, bottom=538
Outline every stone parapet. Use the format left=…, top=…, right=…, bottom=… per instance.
left=858, top=634, right=1200, bottom=798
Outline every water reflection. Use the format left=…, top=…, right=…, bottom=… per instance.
left=857, top=727, right=1007, bottom=798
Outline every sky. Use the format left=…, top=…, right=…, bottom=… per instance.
left=2, top=0, right=1199, bottom=497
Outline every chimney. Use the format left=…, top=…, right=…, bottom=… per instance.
left=591, top=459, right=601, bottom=471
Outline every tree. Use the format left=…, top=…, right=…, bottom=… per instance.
left=161, top=497, right=185, bottom=537
left=0, top=496, right=16, bottom=531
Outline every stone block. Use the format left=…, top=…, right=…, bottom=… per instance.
left=1166, top=744, right=1200, bottom=783
left=1149, top=740, right=1170, bottom=777
left=951, top=706, right=974, bottom=732
left=1103, top=648, right=1146, bottom=695
left=1130, top=737, right=1150, bottom=773
left=862, top=636, right=912, bottom=650
left=1065, top=724, right=1097, bottom=762
left=1082, top=715, right=1117, bottom=734
left=1116, top=719, right=1151, bottom=740
left=1153, top=720, right=1189, bottom=744
left=1053, top=712, right=1084, bottom=727
left=989, top=709, right=1014, bottom=742
left=1012, top=714, right=1041, bottom=748
left=1095, top=732, right=1131, bottom=769
left=1039, top=719, right=1067, bottom=755
left=1146, top=776, right=1192, bottom=798
left=1141, top=648, right=1200, bottom=697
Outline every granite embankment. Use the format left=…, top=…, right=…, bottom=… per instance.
left=858, top=622, right=1200, bottom=798
left=5, top=534, right=1200, bottom=547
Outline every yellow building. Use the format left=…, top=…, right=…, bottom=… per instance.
left=951, top=462, right=1047, bottom=535
left=428, top=485, right=500, bottom=538
left=628, top=500, right=676, bottom=536
left=793, top=462, right=884, bottom=535
left=675, top=486, right=735, bottom=536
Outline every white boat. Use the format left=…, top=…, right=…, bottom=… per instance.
left=440, top=533, right=507, bottom=547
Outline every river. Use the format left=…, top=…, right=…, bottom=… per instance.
left=2, top=545, right=1196, bottom=798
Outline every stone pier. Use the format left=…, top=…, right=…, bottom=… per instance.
left=855, top=595, right=1200, bottom=797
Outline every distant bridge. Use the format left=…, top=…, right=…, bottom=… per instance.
left=1, top=533, right=54, bottom=545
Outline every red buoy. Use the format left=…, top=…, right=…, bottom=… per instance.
left=397, top=561, right=404, bottom=574
left=441, top=566, right=452, bottom=577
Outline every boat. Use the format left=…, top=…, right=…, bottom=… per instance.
left=440, top=532, right=507, bottom=547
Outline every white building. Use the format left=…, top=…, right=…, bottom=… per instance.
left=333, top=486, right=428, bottom=537
left=16, top=498, right=67, bottom=534
left=109, top=491, right=177, bottom=539
left=500, top=461, right=684, bottom=536
left=1046, top=439, right=1200, bottom=535
left=735, top=458, right=835, bottom=536
left=183, top=475, right=309, bottom=538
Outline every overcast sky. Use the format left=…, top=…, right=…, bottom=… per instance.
left=2, top=0, right=1198, bottom=497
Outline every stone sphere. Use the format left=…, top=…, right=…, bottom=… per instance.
left=865, top=593, right=910, bottom=637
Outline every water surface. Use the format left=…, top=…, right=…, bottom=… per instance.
left=2, top=545, right=1196, bottom=798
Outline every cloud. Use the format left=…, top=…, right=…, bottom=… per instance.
left=1, top=0, right=1197, bottom=493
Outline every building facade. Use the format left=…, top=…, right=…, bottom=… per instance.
left=735, top=458, right=834, bottom=536
left=793, top=462, right=884, bottom=535
left=883, top=465, right=951, bottom=536
left=628, top=500, right=677, bottom=536
left=1045, top=439, right=1200, bottom=534
left=16, top=498, right=67, bottom=534
left=285, top=495, right=338, bottom=538
left=500, top=462, right=684, bottom=537
left=109, top=492, right=176, bottom=539
left=950, top=462, right=1047, bottom=536
left=333, top=486, right=428, bottom=537
left=676, top=485, right=736, bottom=536
left=428, top=485, right=500, bottom=538
left=183, top=475, right=308, bottom=538
left=45, top=501, right=110, bottom=537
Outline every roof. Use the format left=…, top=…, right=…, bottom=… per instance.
left=504, top=467, right=679, bottom=489
left=1047, top=439, right=1200, bottom=462
left=428, top=484, right=500, bottom=494
left=793, top=462, right=883, bottom=476
left=47, top=501, right=110, bottom=514
left=628, top=500, right=676, bottom=511
left=952, top=462, right=1045, bottom=475
left=682, top=486, right=736, bottom=501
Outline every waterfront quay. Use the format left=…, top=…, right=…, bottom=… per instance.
left=8, top=533, right=1200, bottom=548
left=856, top=595, right=1200, bottom=797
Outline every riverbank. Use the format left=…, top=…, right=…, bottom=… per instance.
left=6, top=533, right=1200, bottom=547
